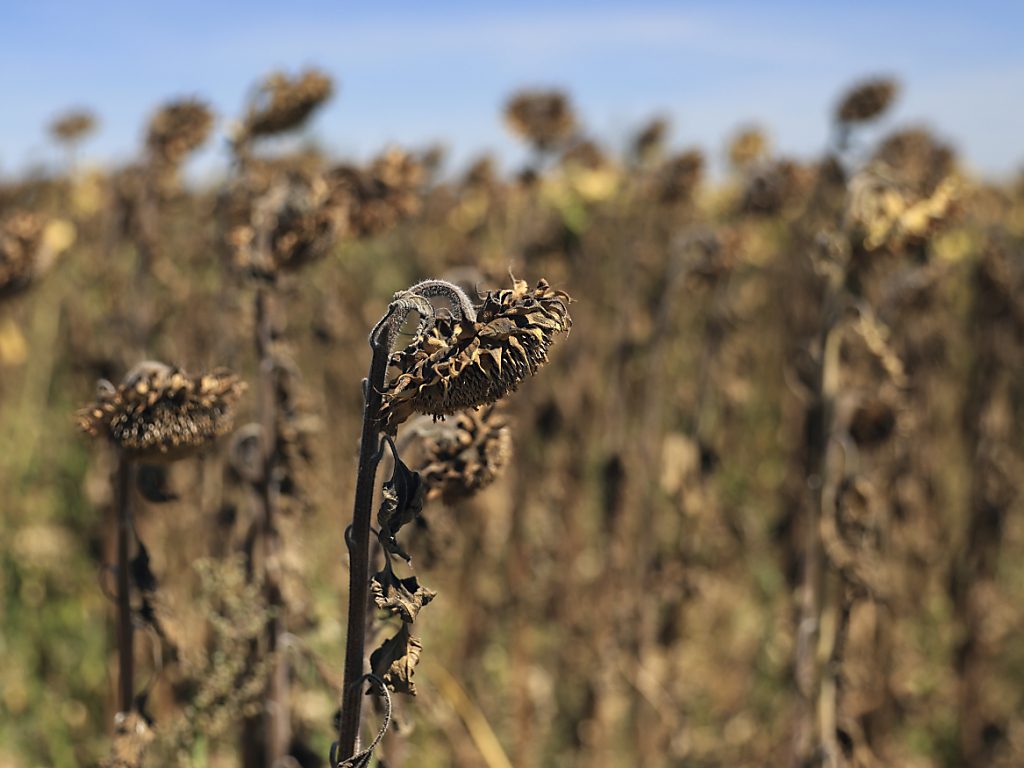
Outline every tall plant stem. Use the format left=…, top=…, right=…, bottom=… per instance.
left=115, top=453, right=135, bottom=714
left=243, top=285, right=291, bottom=766
left=336, top=288, right=455, bottom=762
left=337, top=331, right=391, bottom=760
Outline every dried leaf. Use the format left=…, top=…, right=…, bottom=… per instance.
left=377, top=455, right=425, bottom=562
left=370, top=624, right=422, bottom=696
left=371, top=569, right=436, bottom=623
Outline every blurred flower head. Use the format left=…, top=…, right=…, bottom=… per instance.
left=836, top=77, right=899, bottom=124
left=415, top=406, right=512, bottom=504
left=504, top=89, right=576, bottom=151
left=49, top=109, right=97, bottom=144
left=239, top=68, right=335, bottom=141
left=147, top=98, right=215, bottom=167
left=78, top=361, right=246, bottom=461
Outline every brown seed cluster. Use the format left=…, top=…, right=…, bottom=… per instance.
left=328, top=148, right=424, bottom=238
left=225, top=170, right=346, bottom=278
left=49, top=109, right=97, bottom=144
left=632, top=117, right=669, bottom=164
left=146, top=99, right=215, bottom=167
left=416, top=407, right=512, bottom=504
left=240, top=69, right=334, bottom=140
left=873, top=127, right=955, bottom=195
left=504, top=90, right=576, bottom=151
left=0, top=210, right=46, bottom=300
left=561, top=139, right=609, bottom=171
left=78, top=361, right=246, bottom=460
left=728, top=126, right=769, bottom=169
left=654, top=150, right=705, bottom=204
left=381, top=278, right=572, bottom=431
left=836, top=78, right=898, bottom=124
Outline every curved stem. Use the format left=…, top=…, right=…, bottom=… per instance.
left=406, top=279, right=477, bottom=323
left=338, top=283, right=467, bottom=761
left=337, top=302, right=406, bottom=760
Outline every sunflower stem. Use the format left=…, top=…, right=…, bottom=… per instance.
left=337, top=306, right=401, bottom=761
left=115, top=453, right=135, bottom=714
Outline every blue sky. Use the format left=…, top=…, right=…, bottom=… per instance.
left=2, top=1, right=1022, bottom=179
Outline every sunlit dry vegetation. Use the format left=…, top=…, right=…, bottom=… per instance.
left=2, top=68, right=1024, bottom=768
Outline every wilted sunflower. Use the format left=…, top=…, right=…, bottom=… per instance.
left=740, top=159, right=813, bottom=216
left=845, top=164, right=958, bottom=251
left=728, top=126, right=769, bottom=170
left=561, top=139, right=609, bottom=171
left=240, top=69, right=334, bottom=141
left=49, top=109, right=97, bottom=144
left=835, top=78, right=898, bottom=124
left=631, top=116, right=669, bottom=164
left=503, top=89, right=576, bottom=151
left=654, top=150, right=705, bottom=205
left=873, top=127, right=955, bottom=195
left=146, top=98, right=215, bottom=167
left=78, top=361, right=246, bottom=460
left=225, top=170, right=346, bottom=278
left=1, top=210, right=47, bottom=300
left=327, top=149, right=423, bottom=238
left=414, top=407, right=512, bottom=504
left=380, top=277, right=572, bottom=431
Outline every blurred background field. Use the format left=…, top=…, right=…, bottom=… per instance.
left=2, top=3, right=1024, bottom=767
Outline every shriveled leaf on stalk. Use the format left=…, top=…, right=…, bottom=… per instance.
left=371, top=570, right=436, bottom=623
left=376, top=454, right=426, bottom=562
left=370, top=624, right=423, bottom=696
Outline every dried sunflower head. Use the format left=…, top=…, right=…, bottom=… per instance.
left=78, top=361, right=246, bottom=461
left=872, top=127, right=955, bottom=195
left=146, top=98, right=215, bottom=167
left=381, top=277, right=572, bottom=431
left=49, top=109, right=97, bottom=144
left=631, top=116, right=669, bottom=164
left=654, top=150, right=705, bottom=205
left=728, top=125, right=769, bottom=170
left=503, top=89, right=576, bottom=151
left=240, top=69, right=334, bottom=141
left=1, top=210, right=47, bottom=300
left=414, top=407, right=512, bottom=504
left=225, top=169, right=346, bottom=278
left=836, top=78, right=898, bottom=124
left=326, top=149, right=423, bottom=238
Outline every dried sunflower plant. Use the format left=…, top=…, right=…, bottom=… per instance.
left=333, top=276, right=572, bottom=765
left=77, top=361, right=245, bottom=766
left=222, top=66, right=338, bottom=767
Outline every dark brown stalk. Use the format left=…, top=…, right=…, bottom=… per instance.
left=791, top=283, right=844, bottom=766
left=242, top=285, right=290, bottom=766
left=115, top=453, right=135, bottom=714
left=336, top=285, right=458, bottom=762
left=336, top=316, right=393, bottom=760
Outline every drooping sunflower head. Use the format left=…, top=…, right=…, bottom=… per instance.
left=78, top=361, right=246, bottom=461
left=239, top=69, right=334, bottom=142
left=380, top=277, right=572, bottom=431
left=503, top=90, right=576, bottom=151
left=0, top=210, right=47, bottom=300
left=414, top=406, right=512, bottom=504
left=49, top=109, right=97, bottom=145
left=146, top=98, right=215, bottom=167
left=835, top=77, right=898, bottom=125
